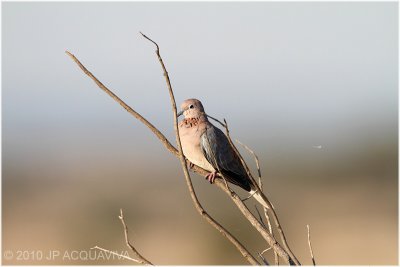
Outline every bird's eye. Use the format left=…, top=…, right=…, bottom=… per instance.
left=189, top=104, right=194, bottom=109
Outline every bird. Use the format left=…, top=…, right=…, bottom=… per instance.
left=177, top=98, right=270, bottom=209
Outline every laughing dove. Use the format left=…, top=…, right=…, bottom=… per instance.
left=178, top=99, right=269, bottom=208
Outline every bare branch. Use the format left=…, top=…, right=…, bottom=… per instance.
left=218, top=122, right=291, bottom=265
left=260, top=247, right=272, bottom=255
left=265, top=209, right=279, bottom=265
left=119, top=209, right=153, bottom=265
left=90, top=209, right=152, bottom=265
left=140, top=33, right=259, bottom=266
left=255, top=205, right=267, bottom=229
left=256, top=205, right=278, bottom=265
left=222, top=119, right=260, bottom=188
left=140, top=32, right=159, bottom=51
left=91, top=246, right=141, bottom=263
left=236, top=140, right=280, bottom=265
left=241, top=190, right=258, bottom=202
left=206, top=114, right=227, bottom=128
left=213, top=180, right=294, bottom=264
left=65, top=51, right=177, bottom=157
left=236, top=139, right=262, bottom=183
left=233, top=138, right=298, bottom=265
left=258, top=251, right=270, bottom=265
left=263, top=210, right=273, bottom=238
left=307, top=225, right=316, bottom=266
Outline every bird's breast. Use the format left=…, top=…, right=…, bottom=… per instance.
left=178, top=122, right=215, bottom=172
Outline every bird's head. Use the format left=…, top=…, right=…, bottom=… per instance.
left=177, top=99, right=206, bottom=119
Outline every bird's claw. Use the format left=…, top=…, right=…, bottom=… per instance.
left=205, top=171, right=217, bottom=184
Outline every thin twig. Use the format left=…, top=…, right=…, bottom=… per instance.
left=260, top=247, right=272, bottom=255
left=119, top=209, right=153, bottom=265
left=237, top=140, right=280, bottom=265
left=255, top=205, right=267, bottom=229
left=213, top=180, right=292, bottom=264
left=236, top=139, right=262, bottom=183
left=91, top=246, right=141, bottom=263
left=223, top=119, right=260, bottom=188
left=264, top=210, right=273, bottom=237
left=307, top=225, right=316, bottom=266
left=265, top=209, right=279, bottom=265
left=258, top=206, right=278, bottom=265
left=140, top=32, right=259, bottom=266
left=90, top=209, right=152, bottom=265
left=241, top=190, right=258, bottom=202
left=206, top=114, right=227, bottom=128
left=258, top=251, right=270, bottom=265
left=226, top=128, right=299, bottom=265
left=65, top=51, right=177, bottom=157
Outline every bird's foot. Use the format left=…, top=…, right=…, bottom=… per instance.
left=188, top=162, right=195, bottom=169
left=205, top=171, right=217, bottom=184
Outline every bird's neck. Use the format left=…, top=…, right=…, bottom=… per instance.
left=182, top=115, right=208, bottom=127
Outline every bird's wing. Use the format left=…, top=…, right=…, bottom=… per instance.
left=200, top=124, right=251, bottom=191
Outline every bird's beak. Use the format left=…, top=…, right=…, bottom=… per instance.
left=177, top=110, right=184, bottom=117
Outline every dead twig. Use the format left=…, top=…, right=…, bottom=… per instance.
left=307, top=225, right=316, bottom=266
left=65, top=51, right=177, bottom=157
left=264, top=209, right=278, bottom=265
left=256, top=204, right=278, bottom=265
left=241, top=190, right=258, bottom=202
left=237, top=138, right=274, bottom=262
left=211, top=117, right=288, bottom=265
left=223, top=119, right=260, bottom=189
left=119, top=209, right=153, bottom=265
left=258, top=247, right=273, bottom=265
left=231, top=135, right=299, bottom=265
left=237, top=140, right=279, bottom=265
left=91, top=209, right=152, bottom=265
left=206, top=114, right=227, bottom=128
left=258, top=251, right=270, bottom=265
left=255, top=205, right=267, bottom=229
left=213, top=180, right=293, bottom=264
left=91, top=246, right=141, bottom=263
left=236, top=139, right=262, bottom=182
left=266, top=209, right=279, bottom=265
left=260, top=247, right=273, bottom=255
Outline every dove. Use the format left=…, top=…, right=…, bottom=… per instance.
left=177, top=99, right=270, bottom=209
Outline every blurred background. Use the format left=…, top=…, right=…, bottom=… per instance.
left=2, top=2, right=398, bottom=265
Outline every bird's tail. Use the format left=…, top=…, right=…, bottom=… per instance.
left=249, top=189, right=272, bottom=210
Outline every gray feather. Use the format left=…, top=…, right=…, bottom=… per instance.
left=200, top=124, right=251, bottom=191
